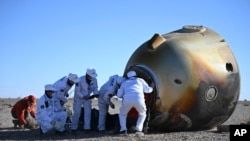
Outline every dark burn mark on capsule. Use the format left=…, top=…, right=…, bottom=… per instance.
left=175, top=79, right=182, bottom=85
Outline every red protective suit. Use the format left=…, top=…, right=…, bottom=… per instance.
left=11, top=95, right=36, bottom=125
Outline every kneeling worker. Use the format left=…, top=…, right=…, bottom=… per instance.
left=36, top=84, right=67, bottom=134
left=98, top=75, right=125, bottom=132
left=11, top=95, right=37, bottom=129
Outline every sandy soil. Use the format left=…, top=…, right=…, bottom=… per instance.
left=0, top=98, right=249, bottom=141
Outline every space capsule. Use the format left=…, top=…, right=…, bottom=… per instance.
left=124, top=25, right=240, bottom=131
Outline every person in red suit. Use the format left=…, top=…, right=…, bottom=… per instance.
left=11, top=95, right=36, bottom=128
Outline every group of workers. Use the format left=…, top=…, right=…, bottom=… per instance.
left=11, top=68, right=154, bottom=136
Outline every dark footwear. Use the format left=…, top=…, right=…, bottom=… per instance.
left=99, top=130, right=105, bottom=133
left=130, top=129, right=137, bottom=133
left=106, top=129, right=118, bottom=135
left=55, top=130, right=66, bottom=135
left=71, top=129, right=77, bottom=134
left=84, top=129, right=91, bottom=133
left=13, top=120, right=22, bottom=128
left=119, top=130, right=127, bottom=135
left=128, top=125, right=136, bottom=133
left=39, top=127, right=44, bottom=135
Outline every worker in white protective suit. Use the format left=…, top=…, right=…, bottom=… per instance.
left=71, top=68, right=99, bottom=133
left=36, top=84, right=67, bottom=134
left=117, top=71, right=153, bottom=135
left=98, top=75, right=125, bottom=132
left=53, top=73, right=79, bottom=105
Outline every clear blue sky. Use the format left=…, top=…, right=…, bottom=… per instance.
left=0, top=0, right=249, bottom=100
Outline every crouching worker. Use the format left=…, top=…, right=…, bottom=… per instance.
left=53, top=73, right=79, bottom=105
left=11, top=95, right=37, bottom=129
left=36, top=84, right=67, bottom=135
left=117, top=71, right=153, bottom=135
left=98, top=75, right=125, bottom=132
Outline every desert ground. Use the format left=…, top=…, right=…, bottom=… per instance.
left=0, top=98, right=249, bottom=141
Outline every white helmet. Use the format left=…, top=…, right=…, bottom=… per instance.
left=86, top=68, right=97, bottom=78
left=127, top=71, right=136, bottom=78
left=68, top=73, right=79, bottom=83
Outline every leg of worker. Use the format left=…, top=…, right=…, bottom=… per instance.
left=98, top=98, right=108, bottom=131
left=83, top=99, right=92, bottom=130
left=40, top=120, right=54, bottom=133
left=54, top=111, right=67, bottom=131
left=134, top=100, right=147, bottom=132
left=119, top=99, right=133, bottom=132
left=71, top=100, right=83, bottom=130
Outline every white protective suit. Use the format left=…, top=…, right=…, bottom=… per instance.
left=117, top=76, right=153, bottom=132
left=36, top=94, right=67, bottom=133
left=98, top=75, right=124, bottom=131
left=71, top=75, right=98, bottom=130
left=53, top=76, right=72, bottom=103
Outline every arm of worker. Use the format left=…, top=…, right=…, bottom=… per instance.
left=92, top=78, right=99, bottom=95
left=75, top=83, right=88, bottom=99
left=29, top=106, right=36, bottom=118
left=55, top=90, right=68, bottom=103
left=140, top=78, right=153, bottom=93
left=53, top=77, right=68, bottom=102
left=116, top=84, right=125, bottom=98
